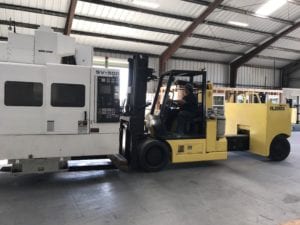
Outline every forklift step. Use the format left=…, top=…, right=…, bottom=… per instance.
left=108, top=154, right=129, bottom=172
left=226, top=134, right=249, bottom=151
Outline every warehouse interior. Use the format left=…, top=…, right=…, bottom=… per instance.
left=0, top=0, right=300, bottom=224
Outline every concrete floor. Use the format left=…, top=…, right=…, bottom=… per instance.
left=0, top=133, right=299, bottom=225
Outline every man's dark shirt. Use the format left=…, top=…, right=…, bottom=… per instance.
left=182, top=93, right=198, bottom=113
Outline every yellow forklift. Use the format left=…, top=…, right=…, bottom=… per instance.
left=118, top=55, right=291, bottom=172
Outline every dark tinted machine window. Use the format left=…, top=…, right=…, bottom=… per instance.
left=5, top=81, right=43, bottom=106
left=51, top=83, right=85, bottom=107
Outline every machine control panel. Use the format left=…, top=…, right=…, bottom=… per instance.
left=95, top=69, right=120, bottom=123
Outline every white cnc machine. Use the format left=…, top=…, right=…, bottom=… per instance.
left=0, top=26, right=120, bottom=173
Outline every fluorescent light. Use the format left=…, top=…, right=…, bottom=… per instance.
left=228, top=21, right=249, bottom=27
left=256, top=0, right=287, bottom=16
left=132, top=0, right=159, bottom=8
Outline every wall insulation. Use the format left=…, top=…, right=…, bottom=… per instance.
left=94, top=51, right=281, bottom=92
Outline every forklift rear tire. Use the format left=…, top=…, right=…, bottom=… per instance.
left=138, top=139, right=170, bottom=172
left=269, top=135, right=290, bottom=161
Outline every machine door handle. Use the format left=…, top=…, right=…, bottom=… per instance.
left=84, top=111, right=87, bottom=121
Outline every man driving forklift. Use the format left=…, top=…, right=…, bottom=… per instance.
left=176, top=83, right=198, bottom=134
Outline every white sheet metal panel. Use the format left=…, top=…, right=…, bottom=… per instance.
left=72, top=34, right=166, bottom=55
left=0, top=8, right=66, bottom=28
left=223, top=0, right=300, bottom=22
left=272, top=2, right=300, bottom=21
left=287, top=28, right=300, bottom=38
left=195, top=24, right=267, bottom=43
left=7, top=33, right=34, bottom=63
left=166, top=59, right=228, bottom=86
left=76, top=1, right=191, bottom=32
left=0, top=25, right=35, bottom=37
left=237, top=66, right=280, bottom=88
left=174, top=48, right=236, bottom=62
left=0, top=42, right=7, bottom=61
left=247, top=57, right=288, bottom=68
left=0, top=0, right=70, bottom=12
left=72, top=19, right=177, bottom=43
left=106, top=0, right=208, bottom=18
left=207, top=10, right=286, bottom=33
left=259, top=49, right=300, bottom=61
left=272, top=38, right=300, bottom=51
left=0, top=133, right=119, bottom=159
left=222, top=0, right=268, bottom=11
left=184, top=37, right=250, bottom=53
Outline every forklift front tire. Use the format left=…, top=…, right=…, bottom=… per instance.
left=138, top=139, right=170, bottom=172
left=269, top=135, right=290, bottom=161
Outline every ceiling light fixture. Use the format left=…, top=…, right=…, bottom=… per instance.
left=132, top=0, right=160, bottom=9
left=256, top=0, right=287, bottom=16
left=228, top=21, right=249, bottom=27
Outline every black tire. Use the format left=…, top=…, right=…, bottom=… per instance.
left=269, top=135, right=290, bottom=161
left=138, top=139, right=170, bottom=172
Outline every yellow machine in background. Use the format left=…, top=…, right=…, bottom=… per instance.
left=291, top=108, right=297, bottom=124
left=225, top=102, right=291, bottom=160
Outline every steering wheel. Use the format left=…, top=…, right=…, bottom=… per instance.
left=165, top=98, right=179, bottom=110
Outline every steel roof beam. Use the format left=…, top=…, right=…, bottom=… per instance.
left=159, top=0, right=224, bottom=73
left=230, top=21, right=300, bottom=87
left=64, top=0, right=77, bottom=35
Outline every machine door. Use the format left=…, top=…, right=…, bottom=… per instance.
left=45, top=64, right=90, bottom=134
left=0, top=62, right=46, bottom=135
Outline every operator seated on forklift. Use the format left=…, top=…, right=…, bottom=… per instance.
left=176, top=83, right=198, bottom=134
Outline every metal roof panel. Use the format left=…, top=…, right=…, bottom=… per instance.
left=207, top=9, right=286, bottom=33
left=76, top=1, right=191, bottom=32
left=0, top=0, right=70, bottom=12
left=72, top=19, right=177, bottom=43
left=184, top=37, right=250, bottom=52
left=71, top=34, right=166, bottom=55
left=0, top=8, right=66, bottom=28
left=195, top=23, right=267, bottom=43
left=174, top=48, right=235, bottom=62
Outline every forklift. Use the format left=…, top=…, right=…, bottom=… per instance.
left=118, top=54, right=291, bottom=172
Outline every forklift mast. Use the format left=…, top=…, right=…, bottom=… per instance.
left=119, top=54, right=154, bottom=169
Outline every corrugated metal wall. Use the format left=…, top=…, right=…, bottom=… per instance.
left=166, top=59, right=228, bottom=86
left=237, top=66, right=281, bottom=88
left=94, top=51, right=281, bottom=92
left=287, top=69, right=300, bottom=88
